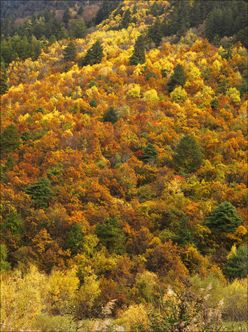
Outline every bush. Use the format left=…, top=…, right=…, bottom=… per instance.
left=116, top=304, right=149, bottom=332
left=34, top=314, right=77, bottom=332
left=222, top=279, right=248, bottom=321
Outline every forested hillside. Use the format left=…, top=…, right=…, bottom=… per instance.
left=0, top=1, right=247, bottom=331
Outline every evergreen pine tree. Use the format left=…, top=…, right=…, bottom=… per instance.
left=173, top=135, right=203, bottom=173
left=102, top=107, right=118, bottom=124
left=25, top=178, right=53, bottom=208
left=120, top=9, right=131, bottom=29
left=140, top=143, right=158, bottom=163
left=129, top=36, right=146, bottom=65
left=79, top=40, right=103, bottom=67
left=0, top=68, right=8, bottom=95
left=0, top=124, right=20, bottom=155
left=63, top=41, right=77, bottom=61
left=65, top=224, right=84, bottom=255
left=224, top=245, right=248, bottom=279
left=63, top=8, right=70, bottom=26
left=167, top=64, right=186, bottom=93
left=96, top=217, right=126, bottom=254
left=148, top=20, right=163, bottom=46
left=205, top=201, right=243, bottom=234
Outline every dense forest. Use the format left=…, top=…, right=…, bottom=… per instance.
left=0, top=0, right=248, bottom=331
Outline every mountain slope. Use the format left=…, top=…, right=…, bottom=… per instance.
left=0, top=0, right=247, bottom=330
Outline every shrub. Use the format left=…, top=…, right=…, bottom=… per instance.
left=34, top=314, right=77, bottom=332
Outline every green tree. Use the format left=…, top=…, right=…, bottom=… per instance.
left=224, top=245, right=248, bottom=280
left=120, top=9, right=131, bottom=29
left=3, top=210, right=23, bottom=235
left=63, top=8, right=70, bottom=26
left=65, top=224, right=84, bottom=255
left=148, top=20, right=163, bottom=46
left=167, top=64, right=186, bottom=93
left=102, top=107, right=118, bottom=124
left=205, top=202, right=243, bottom=234
left=0, top=125, right=20, bottom=155
left=129, top=36, right=146, bottom=65
left=63, top=41, right=77, bottom=62
left=25, top=178, right=53, bottom=208
left=68, top=19, right=86, bottom=38
left=0, top=67, right=8, bottom=95
left=79, top=40, right=103, bottom=67
left=0, top=244, right=10, bottom=271
left=172, top=135, right=203, bottom=173
left=96, top=217, right=126, bottom=254
left=140, top=143, right=157, bottom=163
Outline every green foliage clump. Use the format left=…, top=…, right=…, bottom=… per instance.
left=65, top=224, right=84, bottom=255
left=96, top=217, right=126, bottom=254
left=89, top=99, right=97, bottom=108
left=205, top=201, right=242, bottom=234
left=63, top=41, right=77, bottom=62
left=167, top=64, right=186, bottom=93
left=68, top=19, right=86, bottom=39
left=0, top=62, right=8, bottom=95
left=129, top=36, right=146, bottom=65
left=0, top=244, right=10, bottom=271
left=120, top=9, right=131, bottom=29
left=34, top=314, right=77, bottom=332
left=102, top=107, right=118, bottom=124
left=173, top=135, right=204, bottom=173
left=79, top=40, right=103, bottom=67
left=25, top=178, right=53, bottom=208
left=3, top=210, right=23, bottom=235
left=224, top=245, right=248, bottom=280
left=0, top=124, right=20, bottom=155
left=148, top=20, right=163, bottom=46
left=139, top=143, right=157, bottom=163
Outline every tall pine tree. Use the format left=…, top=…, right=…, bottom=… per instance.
left=129, top=36, right=146, bottom=65
left=63, top=41, right=77, bottom=61
left=79, top=40, right=103, bottom=67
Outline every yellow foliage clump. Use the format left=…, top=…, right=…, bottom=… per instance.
left=86, top=85, right=99, bottom=98
left=127, top=83, right=141, bottom=98
left=117, top=304, right=149, bottom=331
left=170, top=86, right=188, bottom=103
left=226, top=87, right=241, bottom=104
left=143, top=89, right=159, bottom=102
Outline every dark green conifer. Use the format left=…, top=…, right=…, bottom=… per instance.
left=129, top=36, right=146, bottom=65
left=173, top=135, right=203, bottom=173
left=205, top=202, right=242, bottom=234
left=79, top=40, right=103, bottom=67
left=63, top=41, right=77, bottom=61
left=167, top=64, right=186, bottom=92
